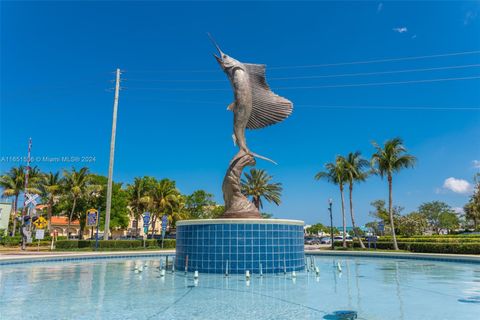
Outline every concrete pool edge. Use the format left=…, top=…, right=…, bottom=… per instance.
left=1, top=249, right=479, bottom=266
left=305, top=250, right=480, bottom=264
left=0, top=250, right=175, bottom=265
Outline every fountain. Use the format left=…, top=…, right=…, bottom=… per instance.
left=175, top=36, right=305, bottom=274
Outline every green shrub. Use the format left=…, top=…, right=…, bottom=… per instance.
left=408, top=242, right=480, bottom=254
left=55, top=239, right=176, bottom=250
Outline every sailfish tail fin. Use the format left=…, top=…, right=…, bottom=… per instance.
left=250, top=152, right=277, bottom=165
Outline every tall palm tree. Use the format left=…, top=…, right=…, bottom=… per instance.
left=62, top=167, right=90, bottom=239
left=315, top=156, right=348, bottom=248
left=344, top=152, right=369, bottom=249
left=371, top=138, right=416, bottom=250
left=241, top=169, right=282, bottom=210
left=39, top=172, right=62, bottom=232
left=148, top=179, right=179, bottom=236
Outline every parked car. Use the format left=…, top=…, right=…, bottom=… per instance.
left=320, top=237, right=332, bottom=244
left=304, top=236, right=321, bottom=245
left=333, top=236, right=353, bottom=242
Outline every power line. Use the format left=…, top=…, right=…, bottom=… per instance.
left=125, top=64, right=480, bottom=83
left=276, top=75, right=480, bottom=89
left=126, top=50, right=480, bottom=73
left=295, top=105, right=480, bottom=111
left=269, top=64, right=480, bottom=80
left=269, top=50, right=480, bottom=70
left=127, top=75, right=480, bottom=91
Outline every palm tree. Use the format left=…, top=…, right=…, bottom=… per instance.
left=62, top=167, right=90, bottom=239
left=39, top=172, right=62, bottom=232
left=344, top=152, right=369, bottom=249
left=148, top=179, right=179, bottom=236
left=0, top=166, right=24, bottom=235
left=315, top=156, right=348, bottom=248
left=126, top=177, right=152, bottom=236
left=371, top=138, right=416, bottom=250
left=241, top=169, right=282, bottom=210
left=0, top=166, right=41, bottom=235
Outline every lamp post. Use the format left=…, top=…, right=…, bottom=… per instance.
left=328, top=198, right=334, bottom=250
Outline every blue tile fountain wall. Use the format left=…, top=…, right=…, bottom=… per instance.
left=175, top=219, right=305, bottom=274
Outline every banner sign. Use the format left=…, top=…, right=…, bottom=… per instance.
left=161, top=215, right=168, bottom=231
left=86, top=209, right=99, bottom=227
left=143, top=212, right=150, bottom=228
left=0, top=203, right=12, bottom=231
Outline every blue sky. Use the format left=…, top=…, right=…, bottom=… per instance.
left=1, top=1, right=479, bottom=226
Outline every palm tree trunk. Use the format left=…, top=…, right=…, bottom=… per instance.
left=388, top=175, right=399, bottom=250
left=11, top=195, right=18, bottom=236
left=349, top=183, right=365, bottom=249
left=253, top=196, right=260, bottom=210
left=68, top=197, right=77, bottom=240
left=47, top=199, right=53, bottom=232
left=340, top=184, right=346, bottom=248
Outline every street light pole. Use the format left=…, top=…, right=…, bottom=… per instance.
left=328, top=198, right=334, bottom=250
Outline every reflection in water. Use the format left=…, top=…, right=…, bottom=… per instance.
left=0, top=256, right=479, bottom=320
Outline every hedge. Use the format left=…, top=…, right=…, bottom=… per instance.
left=55, top=239, right=176, bottom=250
left=334, top=241, right=480, bottom=254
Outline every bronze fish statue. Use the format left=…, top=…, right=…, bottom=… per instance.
left=209, top=34, right=293, bottom=163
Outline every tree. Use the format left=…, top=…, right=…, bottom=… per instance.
left=0, top=166, right=41, bottom=235
left=62, top=167, right=90, bottom=239
left=419, top=201, right=457, bottom=234
left=241, top=169, right=282, bottom=210
left=306, top=223, right=338, bottom=235
left=315, top=156, right=348, bottom=247
left=464, top=174, right=480, bottom=230
left=147, top=179, right=179, bottom=235
left=39, top=172, right=62, bottom=231
left=397, top=212, right=428, bottom=237
left=185, top=190, right=216, bottom=219
left=126, top=177, right=155, bottom=236
left=344, top=151, right=369, bottom=248
left=371, top=137, right=416, bottom=250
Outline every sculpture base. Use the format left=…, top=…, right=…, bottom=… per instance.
left=220, top=211, right=262, bottom=219
left=175, top=219, right=305, bottom=274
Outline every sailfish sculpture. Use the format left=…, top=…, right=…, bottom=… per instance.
left=209, top=34, right=293, bottom=218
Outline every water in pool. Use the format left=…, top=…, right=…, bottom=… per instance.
left=1, top=256, right=479, bottom=319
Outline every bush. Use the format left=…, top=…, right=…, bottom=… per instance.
left=55, top=239, right=176, bottom=250
left=343, top=240, right=480, bottom=254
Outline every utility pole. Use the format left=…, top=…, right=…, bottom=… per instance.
left=105, top=68, right=121, bottom=241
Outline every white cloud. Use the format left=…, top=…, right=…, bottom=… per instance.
left=443, top=177, right=473, bottom=194
left=453, top=207, right=464, bottom=215
left=377, top=3, right=383, bottom=13
left=473, top=160, right=480, bottom=168
left=393, top=27, right=408, bottom=33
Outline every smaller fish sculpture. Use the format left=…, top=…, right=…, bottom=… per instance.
left=209, top=33, right=293, bottom=164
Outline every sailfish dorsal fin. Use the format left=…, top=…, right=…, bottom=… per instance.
left=244, top=63, right=293, bottom=130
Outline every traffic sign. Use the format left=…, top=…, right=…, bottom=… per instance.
left=378, top=221, right=385, bottom=233
left=86, top=209, right=99, bottom=227
left=35, top=229, right=45, bottom=240
left=33, top=216, right=47, bottom=229
left=25, top=193, right=39, bottom=206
